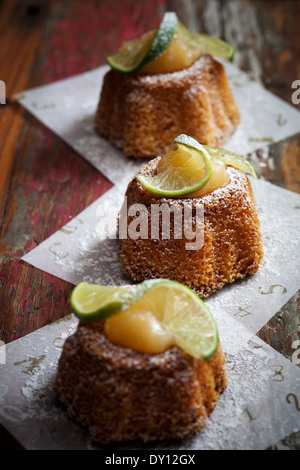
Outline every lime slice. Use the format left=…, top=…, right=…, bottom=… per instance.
left=178, top=22, right=235, bottom=61
left=114, top=280, right=219, bottom=360
left=203, top=146, right=257, bottom=178
left=71, top=280, right=218, bottom=360
left=70, top=281, right=150, bottom=322
left=160, top=281, right=218, bottom=360
left=137, top=134, right=212, bottom=197
left=107, top=12, right=178, bottom=73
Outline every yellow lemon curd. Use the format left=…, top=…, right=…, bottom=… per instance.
left=104, top=309, right=174, bottom=354
left=141, top=28, right=201, bottom=74
left=104, top=287, right=174, bottom=354
left=191, top=159, right=230, bottom=197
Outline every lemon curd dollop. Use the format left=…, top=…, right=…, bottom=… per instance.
left=141, top=26, right=201, bottom=74
left=104, top=308, right=174, bottom=355
left=190, top=158, right=230, bottom=197
left=104, top=285, right=176, bottom=354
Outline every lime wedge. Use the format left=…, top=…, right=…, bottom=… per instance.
left=178, top=22, right=235, bottom=61
left=70, top=282, right=150, bottom=322
left=137, top=134, right=212, bottom=197
left=107, top=280, right=219, bottom=360
left=203, top=146, right=257, bottom=178
left=107, top=12, right=178, bottom=73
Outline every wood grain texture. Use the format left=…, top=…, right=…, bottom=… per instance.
left=0, top=0, right=299, bottom=450
left=0, top=0, right=164, bottom=344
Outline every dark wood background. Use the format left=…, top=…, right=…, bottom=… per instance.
left=0, top=0, right=299, bottom=450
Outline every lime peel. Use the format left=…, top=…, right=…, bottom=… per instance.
left=178, top=21, right=235, bottom=61
left=70, top=282, right=145, bottom=322
left=139, top=12, right=178, bottom=67
left=106, top=12, right=178, bottom=74
left=203, top=145, right=257, bottom=178
left=70, top=279, right=169, bottom=322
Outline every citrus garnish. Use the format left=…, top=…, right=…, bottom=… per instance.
left=106, top=12, right=178, bottom=73
left=177, top=21, right=235, bottom=62
left=142, top=20, right=235, bottom=74
left=104, top=280, right=219, bottom=361
left=137, top=134, right=212, bottom=197
left=106, top=12, right=235, bottom=74
left=203, top=146, right=257, bottom=178
left=137, top=134, right=257, bottom=198
left=70, top=281, right=149, bottom=322
left=70, top=280, right=219, bottom=360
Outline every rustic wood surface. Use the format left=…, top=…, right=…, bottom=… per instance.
left=0, top=0, right=299, bottom=450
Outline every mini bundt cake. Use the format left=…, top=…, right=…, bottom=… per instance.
left=54, top=320, right=227, bottom=444
left=119, top=157, right=263, bottom=298
left=96, top=55, right=240, bottom=158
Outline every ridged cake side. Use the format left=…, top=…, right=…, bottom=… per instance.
left=96, top=55, right=240, bottom=157
left=54, top=321, right=227, bottom=444
left=120, top=159, right=263, bottom=297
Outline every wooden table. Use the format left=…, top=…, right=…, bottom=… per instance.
left=0, top=0, right=299, bottom=450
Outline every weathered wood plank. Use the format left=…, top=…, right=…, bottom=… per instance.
left=168, top=0, right=300, bottom=108
left=0, top=1, right=46, bottom=214
left=247, top=133, right=300, bottom=372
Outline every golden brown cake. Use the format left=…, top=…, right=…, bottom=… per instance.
left=54, top=320, right=227, bottom=444
left=96, top=55, right=240, bottom=158
left=120, top=158, right=263, bottom=297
